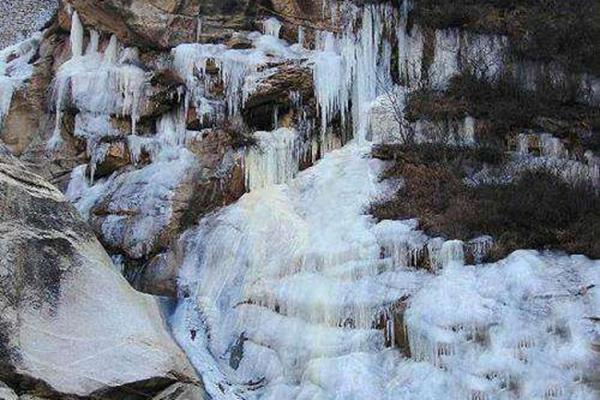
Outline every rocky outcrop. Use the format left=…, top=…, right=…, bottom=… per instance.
left=0, top=148, right=200, bottom=398
left=64, top=0, right=201, bottom=50
left=243, top=62, right=315, bottom=130
left=64, top=0, right=342, bottom=50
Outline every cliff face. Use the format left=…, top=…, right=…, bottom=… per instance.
left=0, top=1, right=599, bottom=399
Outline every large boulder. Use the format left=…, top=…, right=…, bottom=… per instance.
left=0, top=148, right=200, bottom=398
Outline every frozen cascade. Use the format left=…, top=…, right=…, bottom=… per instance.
left=172, top=43, right=269, bottom=119
left=312, top=4, right=398, bottom=144
left=173, top=142, right=434, bottom=399
left=165, top=3, right=600, bottom=399
left=48, top=20, right=147, bottom=151
left=244, top=128, right=299, bottom=191
left=404, top=252, right=600, bottom=399
left=45, top=1, right=600, bottom=398
left=172, top=142, right=600, bottom=399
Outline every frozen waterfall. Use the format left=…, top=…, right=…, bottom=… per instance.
left=48, top=2, right=600, bottom=399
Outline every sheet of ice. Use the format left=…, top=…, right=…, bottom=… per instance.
left=172, top=141, right=437, bottom=398
left=429, top=29, right=460, bottom=90
left=244, top=128, right=299, bottom=191
left=0, top=33, right=41, bottom=127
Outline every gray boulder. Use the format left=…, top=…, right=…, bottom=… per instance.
left=0, top=148, right=200, bottom=398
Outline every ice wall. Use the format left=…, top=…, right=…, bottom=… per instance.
left=173, top=142, right=435, bottom=399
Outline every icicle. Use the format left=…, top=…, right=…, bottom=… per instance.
left=104, top=35, right=119, bottom=64
left=0, top=77, right=14, bottom=128
left=429, top=29, right=460, bottom=90
left=585, top=151, right=600, bottom=188
left=462, top=116, right=476, bottom=144
left=297, top=26, right=305, bottom=48
left=156, top=106, right=188, bottom=148
left=426, top=237, right=445, bottom=272
left=468, top=236, right=493, bottom=264
left=70, top=11, right=84, bottom=58
left=540, top=133, right=565, bottom=158
left=86, top=30, right=99, bottom=55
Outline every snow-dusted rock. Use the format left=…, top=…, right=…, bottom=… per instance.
left=0, top=148, right=199, bottom=398
left=88, top=149, right=201, bottom=260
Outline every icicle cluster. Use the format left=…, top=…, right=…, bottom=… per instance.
left=49, top=13, right=148, bottom=152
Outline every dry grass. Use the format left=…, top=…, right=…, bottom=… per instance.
left=371, top=143, right=600, bottom=261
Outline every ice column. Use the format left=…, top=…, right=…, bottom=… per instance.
left=70, top=12, right=84, bottom=58
left=263, top=17, right=283, bottom=38
left=439, top=240, right=465, bottom=268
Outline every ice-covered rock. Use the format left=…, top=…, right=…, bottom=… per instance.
left=0, top=148, right=199, bottom=398
left=84, top=148, right=201, bottom=260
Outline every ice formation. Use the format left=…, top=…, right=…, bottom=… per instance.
left=46, top=1, right=600, bottom=398
left=244, top=128, right=299, bottom=191
left=0, top=33, right=41, bottom=128
left=70, top=11, right=84, bottom=58
left=173, top=143, right=435, bottom=399
left=165, top=3, right=600, bottom=399
left=429, top=29, right=460, bottom=90
left=48, top=12, right=147, bottom=151
left=263, top=18, right=282, bottom=38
